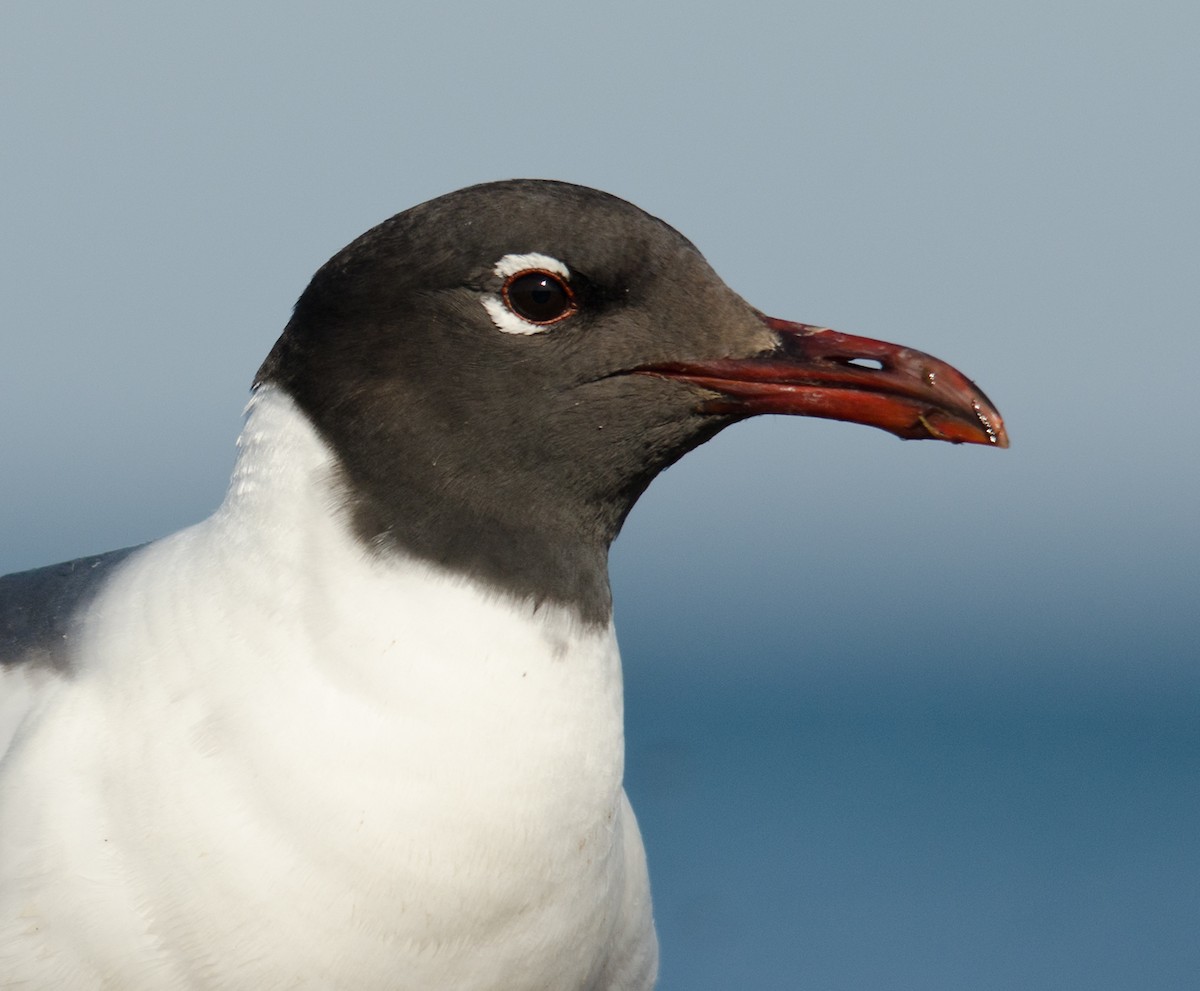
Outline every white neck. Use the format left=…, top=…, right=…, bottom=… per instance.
left=11, top=386, right=655, bottom=989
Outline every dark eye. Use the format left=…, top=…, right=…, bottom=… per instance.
left=502, top=270, right=576, bottom=324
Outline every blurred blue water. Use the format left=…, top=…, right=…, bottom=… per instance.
left=626, top=675, right=1199, bottom=990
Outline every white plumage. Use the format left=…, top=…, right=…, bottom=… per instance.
left=0, top=387, right=657, bottom=989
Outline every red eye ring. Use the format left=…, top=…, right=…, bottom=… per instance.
left=501, top=269, right=577, bottom=325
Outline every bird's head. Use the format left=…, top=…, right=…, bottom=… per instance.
left=257, top=180, right=1007, bottom=622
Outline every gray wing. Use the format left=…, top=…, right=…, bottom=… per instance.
left=0, top=547, right=141, bottom=674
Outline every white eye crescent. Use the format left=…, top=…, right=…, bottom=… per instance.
left=483, top=253, right=575, bottom=335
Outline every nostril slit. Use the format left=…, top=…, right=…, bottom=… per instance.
left=845, top=358, right=884, bottom=370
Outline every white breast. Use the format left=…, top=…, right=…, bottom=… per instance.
left=0, top=387, right=657, bottom=989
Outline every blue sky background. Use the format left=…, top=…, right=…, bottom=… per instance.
left=2, top=3, right=1196, bottom=988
